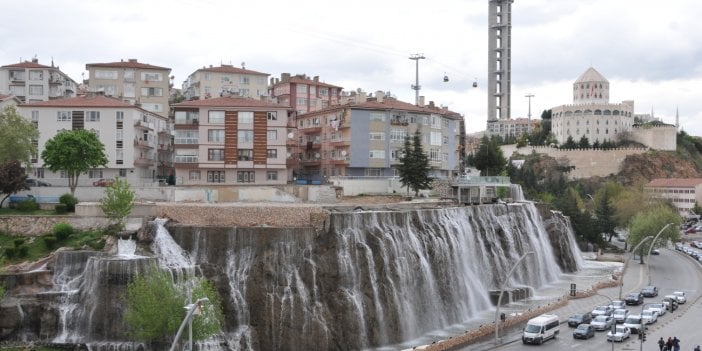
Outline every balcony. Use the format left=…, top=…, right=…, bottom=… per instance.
left=329, top=138, right=349, bottom=146
left=134, top=138, right=154, bottom=149
left=305, top=141, right=321, bottom=150
left=174, top=155, right=199, bottom=164
left=134, top=120, right=154, bottom=130
left=299, top=125, right=322, bottom=134
left=330, top=157, right=349, bottom=165
left=134, top=157, right=155, bottom=166
left=158, top=143, right=173, bottom=151
left=301, top=158, right=321, bottom=166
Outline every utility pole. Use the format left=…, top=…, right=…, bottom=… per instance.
left=409, top=53, right=425, bottom=106
left=525, top=93, right=534, bottom=134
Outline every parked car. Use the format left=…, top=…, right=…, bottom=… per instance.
left=25, top=178, right=51, bottom=187
left=672, top=291, right=687, bottom=304
left=573, top=323, right=595, bottom=339
left=685, top=227, right=696, bottom=234
left=648, top=303, right=666, bottom=316
left=625, top=292, right=644, bottom=305
left=651, top=249, right=660, bottom=255
left=93, top=178, right=115, bottom=187
left=641, top=309, right=658, bottom=324
left=641, top=286, right=659, bottom=297
left=612, top=308, right=629, bottom=323
left=591, top=305, right=614, bottom=317
left=623, top=315, right=643, bottom=334
left=568, top=312, right=593, bottom=327
left=663, top=296, right=679, bottom=311
left=591, top=315, right=614, bottom=331
left=607, top=325, right=631, bottom=342
left=609, top=300, right=626, bottom=310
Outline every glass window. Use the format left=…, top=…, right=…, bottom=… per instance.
left=140, top=87, right=163, bottom=97
left=57, top=111, right=71, bottom=122
left=238, top=130, right=254, bottom=142
left=369, top=150, right=385, bottom=159
left=267, top=130, right=277, bottom=141
left=29, top=85, right=43, bottom=96
left=267, top=112, right=277, bottom=121
left=237, top=171, right=255, bottom=183
left=266, top=171, right=278, bottom=181
left=29, top=71, right=43, bottom=80
left=237, top=149, right=253, bottom=161
left=95, top=70, right=118, bottom=79
left=209, top=111, right=225, bottom=124
left=208, top=149, right=224, bottom=161
left=238, top=111, right=253, bottom=124
left=86, top=111, right=100, bottom=122
left=119, top=169, right=127, bottom=177
left=189, top=170, right=201, bottom=180
left=208, top=129, right=225, bottom=143
left=207, top=170, right=225, bottom=183
left=369, top=112, right=385, bottom=122
left=267, top=149, right=277, bottom=158
left=369, top=132, right=385, bottom=140
left=174, top=130, right=199, bottom=144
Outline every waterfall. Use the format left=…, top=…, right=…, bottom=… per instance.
left=510, top=183, right=525, bottom=201
left=117, top=238, right=137, bottom=257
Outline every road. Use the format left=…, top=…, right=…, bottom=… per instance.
left=481, top=247, right=702, bottom=351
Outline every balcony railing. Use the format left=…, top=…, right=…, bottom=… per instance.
left=452, top=175, right=511, bottom=186
left=174, top=155, right=199, bottom=163
left=134, top=157, right=155, bottom=166
left=134, top=139, right=154, bottom=148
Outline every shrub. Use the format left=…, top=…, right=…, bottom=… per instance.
left=16, top=245, right=28, bottom=258
left=55, top=204, right=68, bottom=214
left=59, top=193, right=79, bottom=212
left=44, top=235, right=58, bottom=250
left=17, top=198, right=39, bottom=212
left=53, top=223, right=74, bottom=241
left=13, top=238, right=25, bottom=247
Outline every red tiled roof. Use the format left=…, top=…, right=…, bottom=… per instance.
left=173, top=96, right=290, bottom=109
left=86, top=60, right=170, bottom=71
left=274, top=76, right=342, bottom=89
left=298, top=97, right=461, bottom=117
left=647, top=178, right=702, bottom=188
left=198, top=65, right=268, bottom=76
left=19, top=95, right=135, bottom=108
left=0, top=94, right=15, bottom=101
left=2, top=61, right=52, bottom=69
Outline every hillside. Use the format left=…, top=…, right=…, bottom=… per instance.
left=617, top=151, right=702, bottom=186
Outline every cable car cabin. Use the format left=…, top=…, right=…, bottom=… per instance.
left=443, top=74, right=449, bottom=82
left=472, top=80, right=478, bottom=88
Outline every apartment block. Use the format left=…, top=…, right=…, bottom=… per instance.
left=0, top=58, right=77, bottom=103
left=270, top=73, right=343, bottom=115
left=292, top=91, right=464, bottom=183
left=17, top=93, right=172, bottom=186
left=85, top=59, right=171, bottom=118
left=645, top=178, right=702, bottom=216
left=171, top=97, right=291, bottom=185
left=182, top=64, right=269, bottom=101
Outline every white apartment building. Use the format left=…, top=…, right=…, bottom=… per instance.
left=86, top=59, right=171, bottom=118
left=0, top=58, right=77, bottom=103
left=17, top=93, right=172, bottom=186
left=645, top=178, right=702, bottom=216
left=181, top=64, right=269, bottom=101
left=172, top=97, right=291, bottom=186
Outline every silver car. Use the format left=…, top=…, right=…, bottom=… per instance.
left=591, top=315, right=614, bottom=331
left=673, top=291, right=687, bottom=304
left=612, top=308, right=629, bottom=323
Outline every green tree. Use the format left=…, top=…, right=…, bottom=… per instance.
left=397, top=130, right=432, bottom=196
left=691, top=201, right=702, bottom=215
left=561, top=136, right=577, bottom=149
left=627, top=204, right=681, bottom=263
left=100, top=178, right=135, bottom=231
left=0, top=160, right=29, bottom=208
left=41, top=130, right=108, bottom=195
left=124, top=267, right=223, bottom=343
left=578, top=135, right=590, bottom=149
left=472, top=135, right=506, bottom=176
left=594, top=189, right=617, bottom=242
left=0, top=106, right=39, bottom=165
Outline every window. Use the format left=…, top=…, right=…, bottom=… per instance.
left=207, top=170, right=225, bottom=183
left=240, top=76, right=250, bottom=85
left=237, top=171, right=255, bottom=183
left=239, top=88, right=250, bottom=96
left=189, top=171, right=201, bottom=180
left=296, top=84, right=307, bottom=94
left=208, top=129, right=225, bottom=143
left=88, top=169, right=104, bottom=178
left=57, top=111, right=71, bottom=122
left=175, top=149, right=198, bottom=163
left=29, top=85, right=43, bottom=96
left=140, top=87, right=163, bottom=97
left=116, top=149, right=124, bottom=164
left=208, top=111, right=225, bottom=124
left=267, top=112, right=277, bottom=121
left=95, top=70, right=118, bottom=79
left=237, top=149, right=253, bottom=161
left=369, top=150, right=385, bottom=159
left=141, top=72, right=162, bottom=81
left=267, top=130, right=277, bottom=141
left=365, top=168, right=382, bottom=177
left=86, top=111, right=100, bottom=122
left=238, top=111, right=253, bottom=124
left=221, top=75, right=231, bottom=83
left=141, top=103, right=162, bottom=112
left=267, top=149, right=277, bottom=158
left=369, top=132, right=385, bottom=140
left=238, top=130, right=254, bottom=142
left=119, top=169, right=127, bottom=177
left=208, top=149, right=225, bottom=161
left=430, top=132, right=442, bottom=146
left=296, top=98, right=307, bottom=105
left=9, top=86, right=25, bottom=96
left=175, top=111, right=199, bottom=124
left=319, top=87, right=328, bottom=96
left=266, top=171, right=278, bottom=181
left=174, top=130, right=199, bottom=144
left=29, top=71, right=43, bottom=80
left=31, top=110, right=39, bottom=123
left=369, top=112, right=385, bottom=122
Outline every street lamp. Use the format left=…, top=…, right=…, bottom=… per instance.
left=646, top=223, right=674, bottom=285
left=525, top=93, right=534, bottom=134
left=169, top=297, right=209, bottom=351
left=639, top=302, right=655, bottom=351
left=619, top=236, right=652, bottom=300
left=495, top=251, right=535, bottom=345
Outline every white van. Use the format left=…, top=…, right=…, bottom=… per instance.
left=522, top=314, right=560, bottom=345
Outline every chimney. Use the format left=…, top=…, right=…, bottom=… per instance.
left=376, top=91, right=385, bottom=103
left=313, top=76, right=319, bottom=82
left=32, top=58, right=38, bottom=63
left=418, top=96, right=425, bottom=107
left=429, top=101, right=435, bottom=108
left=281, top=73, right=291, bottom=81
left=128, top=59, right=137, bottom=63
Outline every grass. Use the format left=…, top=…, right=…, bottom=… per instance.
left=0, top=208, right=62, bottom=216
left=0, top=229, right=106, bottom=267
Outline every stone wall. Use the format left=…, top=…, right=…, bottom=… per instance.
left=631, top=124, right=677, bottom=151
left=0, top=216, right=110, bottom=236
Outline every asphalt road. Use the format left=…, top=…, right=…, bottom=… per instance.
left=485, top=247, right=702, bottom=351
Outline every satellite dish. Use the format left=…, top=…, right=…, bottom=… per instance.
left=314, top=152, right=320, bottom=158
left=341, top=150, right=347, bottom=156
left=287, top=132, right=294, bottom=138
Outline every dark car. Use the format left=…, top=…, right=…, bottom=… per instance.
left=568, top=312, right=593, bottom=327
left=573, top=323, right=595, bottom=339
left=625, top=292, right=644, bottom=305
left=25, top=178, right=51, bottom=187
left=641, top=286, right=659, bottom=298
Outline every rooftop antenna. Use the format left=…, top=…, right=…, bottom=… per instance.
left=241, top=61, right=246, bottom=69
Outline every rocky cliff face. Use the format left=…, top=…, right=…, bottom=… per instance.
left=617, top=151, right=702, bottom=185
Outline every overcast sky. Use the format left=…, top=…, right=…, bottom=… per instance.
left=3, top=0, right=701, bottom=135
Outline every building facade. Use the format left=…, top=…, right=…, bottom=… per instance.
left=0, top=94, right=21, bottom=110
left=181, top=64, right=269, bottom=101
left=171, top=97, right=291, bottom=185
left=292, top=91, right=464, bottom=183
left=85, top=59, right=171, bottom=118
left=551, top=67, right=634, bottom=144
left=645, top=178, right=702, bottom=216
left=0, top=58, right=77, bottom=103
left=270, top=73, right=343, bottom=115
left=17, top=93, right=172, bottom=186
left=485, top=117, right=539, bottom=140
left=487, top=0, right=513, bottom=128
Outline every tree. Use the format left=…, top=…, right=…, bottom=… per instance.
left=561, top=136, right=577, bottom=149
left=0, top=106, right=39, bottom=165
left=124, top=267, right=223, bottom=343
left=41, top=130, right=108, bottom=195
left=100, top=178, right=135, bottom=231
left=0, top=160, right=29, bottom=208
left=472, top=135, right=506, bottom=176
left=594, top=189, right=617, bottom=242
left=397, top=130, right=432, bottom=196
left=691, top=201, right=702, bottom=216
left=627, top=204, right=680, bottom=263
left=578, top=135, right=590, bottom=149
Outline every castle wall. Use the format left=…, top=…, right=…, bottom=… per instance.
left=631, top=125, right=677, bottom=151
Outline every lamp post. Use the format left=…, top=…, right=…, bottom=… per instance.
left=646, top=223, right=674, bottom=285
left=619, top=236, right=653, bottom=300
left=639, top=302, right=654, bottom=351
left=169, top=297, right=209, bottom=351
left=495, top=251, right=535, bottom=345
left=525, top=93, right=534, bottom=134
